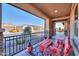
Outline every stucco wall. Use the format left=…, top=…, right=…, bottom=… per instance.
left=0, top=3, right=3, bottom=56
left=70, top=4, right=79, bottom=55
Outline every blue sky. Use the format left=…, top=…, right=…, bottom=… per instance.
left=2, top=3, right=44, bottom=26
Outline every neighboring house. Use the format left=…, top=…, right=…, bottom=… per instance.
left=2, top=23, right=23, bottom=33
left=2, top=23, right=44, bottom=33
left=2, top=23, right=15, bottom=33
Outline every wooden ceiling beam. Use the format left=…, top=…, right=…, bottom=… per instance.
left=51, top=16, right=70, bottom=21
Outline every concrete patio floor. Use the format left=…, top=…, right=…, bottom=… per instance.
left=14, top=32, right=66, bottom=56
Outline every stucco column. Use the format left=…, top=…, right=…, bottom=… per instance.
left=0, top=3, right=4, bottom=56
left=0, top=3, right=3, bottom=56
left=49, top=19, right=53, bottom=37
left=44, top=19, right=47, bottom=37
left=52, top=21, right=55, bottom=35
left=44, top=19, right=49, bottom=37
left=64, top=20, right=70, bottom=37
left=70, top=7, right=75, bottom=39
left=67, top=20, right=70, bottom=38
left=78, top=4, right=79, bottom=38
left=44, top=19, right=54, bottom=37
left=64, top=21, right=67, bottom=31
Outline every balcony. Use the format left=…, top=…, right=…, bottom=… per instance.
left=1, top=3, right=79, bottom=56
left=3, top=31, right=75, bottom=56
left=3, top=32, right=45, bottom=56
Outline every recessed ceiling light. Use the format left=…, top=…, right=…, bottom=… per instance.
left=54, top=10, right=58, bottom=13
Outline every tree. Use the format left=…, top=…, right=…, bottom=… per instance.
left=23, top=26, right=32, bottom=34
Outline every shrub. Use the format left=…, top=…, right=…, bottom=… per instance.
left=16, top=39, right=25, bottom=45
left=23, top=26, right=32, bottom=34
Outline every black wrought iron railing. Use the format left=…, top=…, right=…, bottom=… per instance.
left=3, top=32, right=45, bottom=56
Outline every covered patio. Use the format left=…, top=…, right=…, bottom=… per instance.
left=0, top=3, right=79, bottom=56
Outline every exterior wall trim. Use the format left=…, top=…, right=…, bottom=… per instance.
left=0, top=29, right=5, bottom=32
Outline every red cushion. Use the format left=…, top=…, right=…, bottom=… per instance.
left=64, top=43, right=73, bottom=56
left=54, top=39, right=63, bottom=47
left=50, top=46, right=61, bottom=56
left=39, top=39, right=52, bottom=52
left=27, top=47, right=32, bottom=53
left=41, top=38, right=50, bottom=45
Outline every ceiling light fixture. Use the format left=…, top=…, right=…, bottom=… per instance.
left=54, top=10, right=58, bottom=13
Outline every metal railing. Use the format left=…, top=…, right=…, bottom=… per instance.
left=3, top=32, right=45, bottom=56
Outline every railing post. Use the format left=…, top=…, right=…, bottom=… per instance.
left=30, top=33, right=31, bottom=42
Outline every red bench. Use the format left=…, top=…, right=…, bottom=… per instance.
left=40, top=38, right=50, bottom=45
left=54, top=39, right=64, bottom=48
left=49, top=46, right=61, bottom=56
left=64, top=38, right=73, bottom=56
left=49, top=39, right=65, bottom=56
left=39, top=38, right=52, bottom=52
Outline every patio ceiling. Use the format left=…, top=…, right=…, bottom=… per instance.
left=32, top=3, right=72, bottom=18
left=9, top=3, right=72, bottom=20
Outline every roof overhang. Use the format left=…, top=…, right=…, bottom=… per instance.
left=9, top=3, right=72, bottom=21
